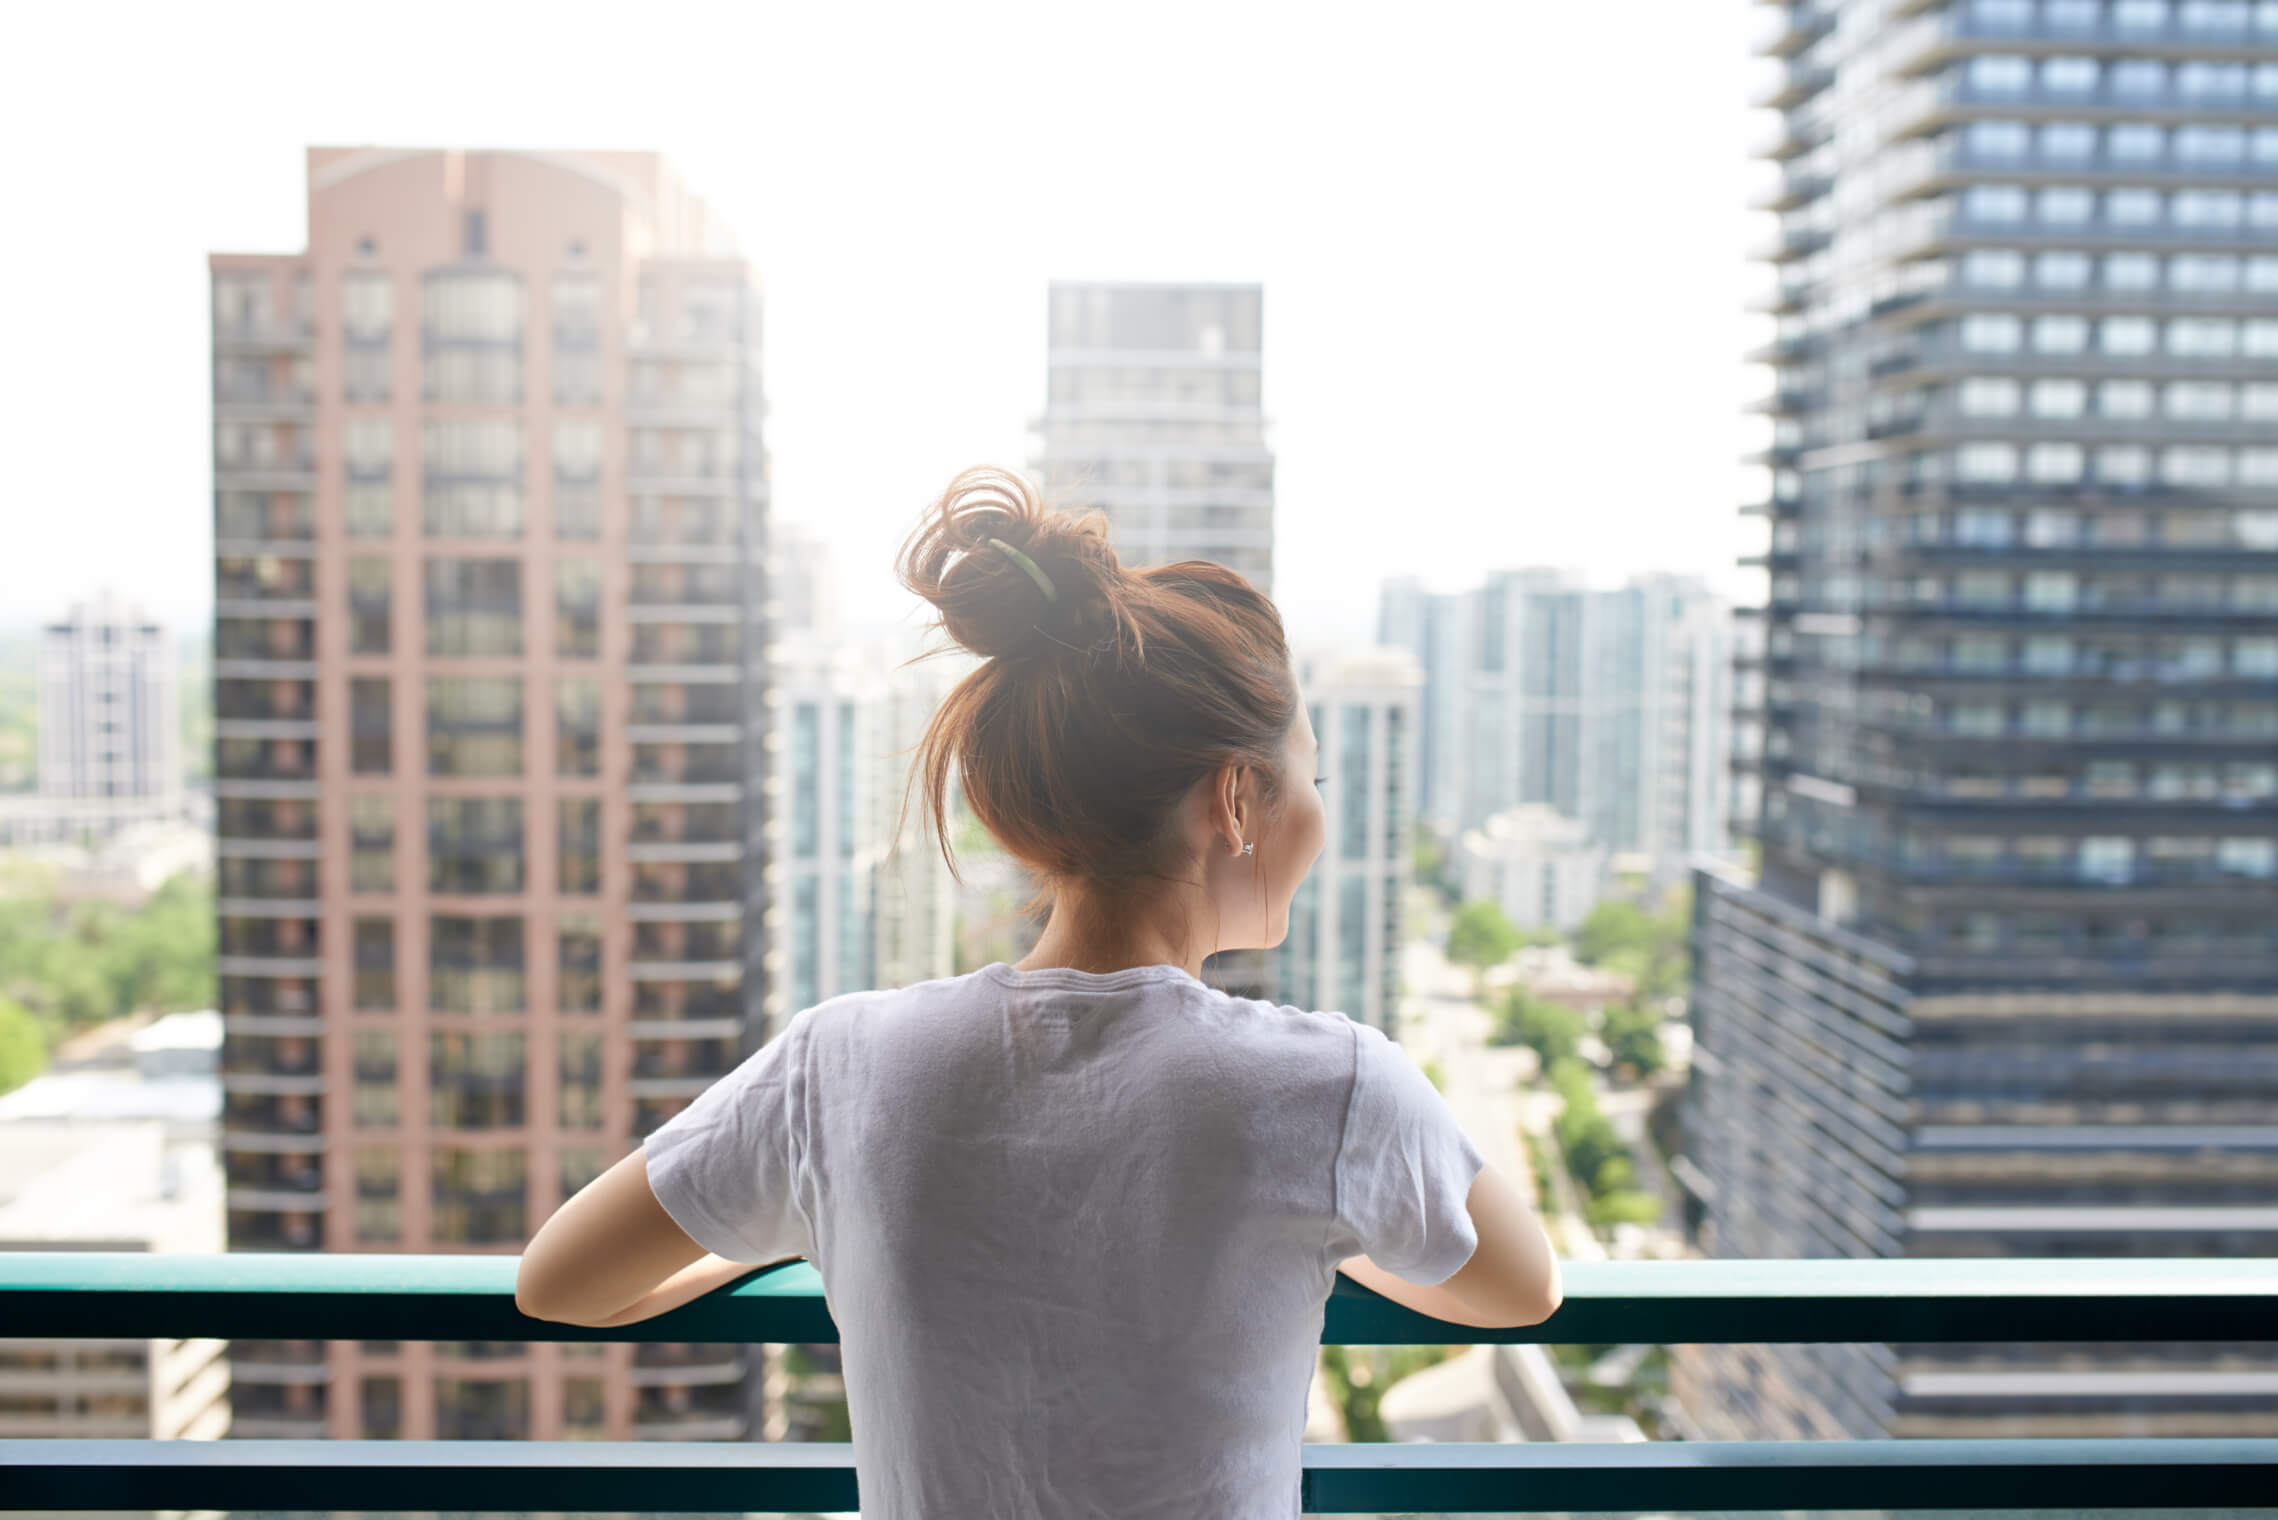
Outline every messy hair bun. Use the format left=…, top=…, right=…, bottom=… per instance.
left=894, top=464, right=1298, bottom=908
left=895, top=466, right=1125, bottom=661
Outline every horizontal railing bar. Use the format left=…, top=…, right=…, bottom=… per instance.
left=1, top=1437, right=2272, bottom=1512
left=4, top=1252, right=2275, bottom=1345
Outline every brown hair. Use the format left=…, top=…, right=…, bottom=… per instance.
left=894, top=465, right=1297, bottom=920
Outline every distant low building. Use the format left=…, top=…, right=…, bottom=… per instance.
left=1458, top=804, right=1606, bottom=933
left=0, top=1007, right=226, bottom=1441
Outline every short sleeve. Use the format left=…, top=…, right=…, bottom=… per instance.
left=641, top=1008, right=815, bottom=1266
left=1332, top=1019, right=1487, bottom=1286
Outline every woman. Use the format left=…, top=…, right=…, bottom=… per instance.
left=517, top=465, right=1562, bottom=1517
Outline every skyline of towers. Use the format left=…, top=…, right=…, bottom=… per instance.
left=1378, top=569, right=1734, bottom=879
left=209, top=146, right=774, bottom=1440
left=1683, top=0, right=2278, bottom=1441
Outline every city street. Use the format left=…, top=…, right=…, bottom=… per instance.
left=1394, top=895, right=1606, bottom=1262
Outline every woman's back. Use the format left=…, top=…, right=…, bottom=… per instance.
left=642, top=960, right=1486, bottom=1520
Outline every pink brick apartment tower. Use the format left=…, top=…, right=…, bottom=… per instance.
left=210, top=148, right=778, bottom=1440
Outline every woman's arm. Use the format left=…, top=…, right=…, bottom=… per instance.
left=575, top=1251, right=784, bottom=1328
left=516, top=1149, right=723, bottom=1326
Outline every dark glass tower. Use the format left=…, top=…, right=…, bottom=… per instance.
left=1685, top=0, right=2278, bottom=1440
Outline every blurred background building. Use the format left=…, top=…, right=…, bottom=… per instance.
left=0, top=594, right=186, bottom=850
left=1380, top=570, right=1734, bottom=885
left=208, top=146, right=773, bottom=1441
left=1032, top=281, right=1275, bottom=594
left=1684, top=0, right=2278, bottom=1441
left=1276, top=646, right=1422, bottom=1034
left=1034, top=280, right=1283, bottom=1000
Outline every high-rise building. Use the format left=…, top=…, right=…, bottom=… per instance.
left=1035, top=280, right=1279, bottom=997
left=1379, top=571, right=1732, bottom=877
left=1277, top=647, right=1421, bottom=1033
left=209, top=147, right=770, bottom=1441
left=767, top=633, right=884, bottom=1022
left=1683, top=1, right=2278, bottom=1441
left=1032, top=282, right=1275, bottom=595
left=870, top=651, right=960, bottom=993
left=25, top=592, right=182, bottom=842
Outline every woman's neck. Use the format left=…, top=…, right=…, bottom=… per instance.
left=1013, top=889, right=1210, bottom=979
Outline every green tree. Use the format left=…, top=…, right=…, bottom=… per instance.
left=0, top=995, right=45, bottom=1096
left=1444, top=899, right=1522, bottom=996
left=1318, top=1344, right=1460, bottom=1443
left=1494, top=989, right=1584, bottom=1067
left=1576, top=900, right=1652, bottom=967
left=1601, top=1000, right=1667, bottom=1079
left=1587, top=1189, right=1664, bottom=1229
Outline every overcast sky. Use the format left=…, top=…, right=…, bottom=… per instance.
left=2, top=0, right=1774, bottom=649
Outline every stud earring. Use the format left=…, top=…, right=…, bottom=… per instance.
left=1241, top=840, right=1255, bottom=856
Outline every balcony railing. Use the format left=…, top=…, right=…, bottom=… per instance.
left=3, top=1253, right=2274, bottom=1512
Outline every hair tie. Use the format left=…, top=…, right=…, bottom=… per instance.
left=985, top=537, right=1057, bottom=603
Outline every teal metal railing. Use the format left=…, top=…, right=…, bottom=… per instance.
left=4, top=1252, right=2275, bottom=1512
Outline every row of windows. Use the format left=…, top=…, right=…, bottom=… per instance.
left=344, top=916, right=605, bottom=1014
left=1895, top=696, right=2278, bottom=736
left=342, top=419, right=604, bottom=478
left=1925, top=758, right=2278, bottom=801
left=1961, top=0, right=2278, bottom=35
left=1952, top=376, right=2278, bottom=421
left=349, top=1372, right=610, bottom=1437
left=1955, top=118, right=2278, bottom=167
left=1958, top=51, right=2278, bottom=102
left=1881, top=566, right=2278, bottom=611
left=1905, top=832, right=2277, bottom=882
left=1953, top=183, right=2278, bottom=230
left=344, top=559, right=603, bottom=658
left=1948, top=440, right=2278, bottom=487
left=1930, top=908, right=2277, bottom=960
left=335, top=797, right=601, bottom=896
left=341, top=674, right=600, bottom=778
left=1956, top=247, right=2278, bottom=293
left=1874, top=628, right=2278, bottom=675
left=1954, top=311, right=2278, bottom=356
left=1889, top=504, right=2278, bottom=549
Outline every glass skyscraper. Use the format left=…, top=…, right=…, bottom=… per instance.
left=1685, top=0, right=2278, bottom=1440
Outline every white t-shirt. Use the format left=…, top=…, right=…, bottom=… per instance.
left=641, top=959, right=1487, bottom=1520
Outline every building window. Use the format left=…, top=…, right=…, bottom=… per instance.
left=360, top=1374, right=403, bottom=1438
left=1339, top=706, right=1370, bottom=862
left=430, top=1031, right=526, bottom=1128
left=345, top=483, right=393, bottom=539
left=559, top=799, right=601, bottom=894
left=559, top=1032, right=604, bottom=1131
left=559, top=918, right=602, bottom=1013
left=426, top=676, right=523, bottom=777
left=556, top=677, right=601, bottom=778
left=430, top=1150, right=528, bottom=1251
left=421, top=421, right=525, bottom=537
left=353, top=1026, right=398, bottom=1126
left=792, top=703, right=820, bottom=857
left=350, top=796, right=394, bottom=893
left=421, top=269, right=523, bottom=342
left=427, top=798, right=525, bottom=894
left=835, top=702, right=857, bottom=859
left=555, top=560, right=601, bottom=658
left=792, top=873, right=819, bottom=1011
left=430, top=915, right=526, bottom=1014
left=353, top=917, right=396, bottom=1010
left=424, top=557, right=522, bottom=656
left=354, top=1146, right=400, bottom=1244
left=349, top=557, right=391, bottom=654
left=351, top=677, right=392, bottom=774
left=1336, top=875, right=1367, bottom=1016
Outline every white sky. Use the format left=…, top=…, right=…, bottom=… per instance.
left=1, top=0, right=1775, bottom=650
